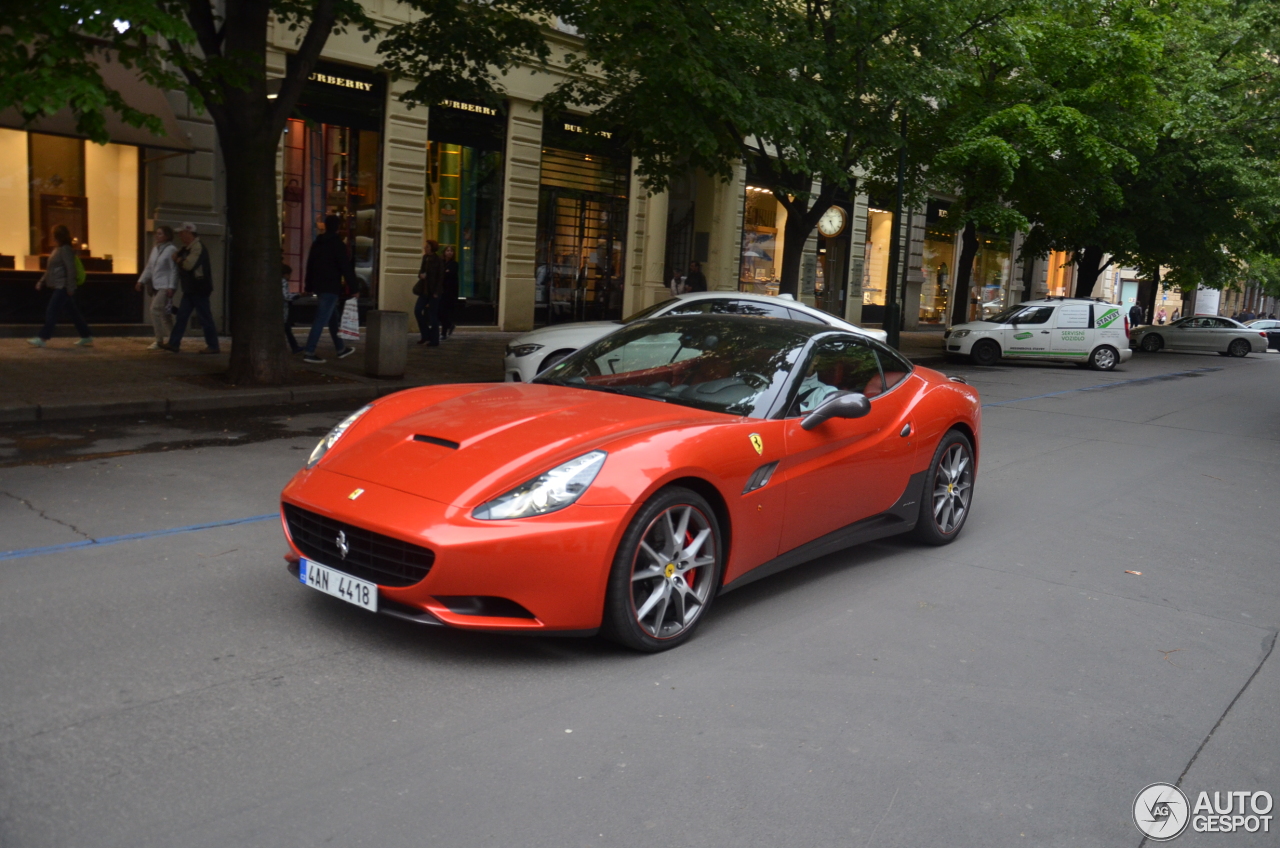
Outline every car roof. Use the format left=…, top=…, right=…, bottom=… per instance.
left=671, top=290, right=856, bottom=325
left=634, top=311, right=861, bottom=341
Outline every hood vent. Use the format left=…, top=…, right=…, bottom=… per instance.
left=413, top=434, right=460, bottom=450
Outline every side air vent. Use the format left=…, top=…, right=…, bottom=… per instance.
left=948, top=375, right=969, bottom=384
left=742, top=461, right=780, bottom=494
left=414, top=435, right=460, bottom=449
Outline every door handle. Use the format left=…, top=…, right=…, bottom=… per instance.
left=1040, top=330, right=1050, bottom=334
left=900, top=423, right=911, bottom=437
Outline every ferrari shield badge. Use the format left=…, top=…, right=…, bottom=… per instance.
left=749, top=433, right=764, bottom=455
left=348, top=488, right=365, bottom=500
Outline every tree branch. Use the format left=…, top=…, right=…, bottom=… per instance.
left=184, top=0, right=223, bottom=59
left=269, top=0, right=338, bottom=132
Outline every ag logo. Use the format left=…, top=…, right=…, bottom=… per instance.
left=1133, top=783, right=1190, bottom=841
left=1014, top=332, right=1033, bottom=340
left=1097, top=308, right=1120, bottom=329
left=748, top=433, right=763, bottom=455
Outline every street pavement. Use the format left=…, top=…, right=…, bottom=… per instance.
left=1, top=348, right=1277, bottom=847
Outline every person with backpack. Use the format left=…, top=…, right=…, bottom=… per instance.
left=28, top=224, right=92, bottom=347
left=163, top=222, right=221, bottom=354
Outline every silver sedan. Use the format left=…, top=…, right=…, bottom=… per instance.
left=1130, top=316, right=1269, bottom=357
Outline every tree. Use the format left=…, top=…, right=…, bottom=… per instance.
left=3, top=0, right=562, bottom=384
left=555, top=0, right=1015, bottom=298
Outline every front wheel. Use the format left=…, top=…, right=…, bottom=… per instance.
left=538, top=348, right=577, bottom=374
left=912, top=430, right=975, bottom=546
left=1140, top=334, right=1163, bottom=352
left=1228, top=339, right=1251, bottom=358
left=969, top=340, right=1001, bottom=367
left=1089, top=345, right=1119, bottom=371
left=602, top=487, right=723, bottom=652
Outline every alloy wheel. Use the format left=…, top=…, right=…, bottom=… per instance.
left=629, top=504, right=717, bottom=639
left=1228, top=339, right=1250, bottom=358
left=931, top=443, right=973, bottom=535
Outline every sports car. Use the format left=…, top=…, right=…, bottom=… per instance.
left=280, top=314, right=981, bottom=651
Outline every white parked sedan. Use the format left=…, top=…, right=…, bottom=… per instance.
left=1130, top=316, right=1269, bottom=358
left=503, top=292, right=888, bottom=382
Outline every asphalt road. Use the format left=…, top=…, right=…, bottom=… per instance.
left=2, top=348, right=1278, bottom=847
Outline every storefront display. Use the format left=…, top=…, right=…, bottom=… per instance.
left=920, top=200, right=955, bottom=325
left=424, top=99, right=506, bottom=324
left=1045, top=250, right=1072, bottom=297
left=974, top=234, right=1013, bottom=319
left=739, top=186, right=785, bottom=295
left=859, top=204, right=894, bottom=324
left=282, top=62, right=384, bottom=300
left=535, top=115, right=630, bottom=324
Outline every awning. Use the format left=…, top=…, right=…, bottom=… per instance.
left=0, top=55, right=193, bottom=153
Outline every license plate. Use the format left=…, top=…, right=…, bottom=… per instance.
left=299, top=558, right=377, bottom=612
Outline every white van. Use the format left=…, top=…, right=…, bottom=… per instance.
left=944, top=298, right=1134, bottom=370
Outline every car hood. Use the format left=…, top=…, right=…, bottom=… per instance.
left=948, top=321, right=998, bottom=333
left=321, top=383, right=724, bottom=507
left=510, top=321, right=623, bottom=348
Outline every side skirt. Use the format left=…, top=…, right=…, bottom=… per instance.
left=719, top=469, right=927, bottom=596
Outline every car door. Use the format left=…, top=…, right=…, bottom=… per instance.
left=1206, top=317, right=1236, bottom=351
left=1162, top=317, right=1198, bottom=350
left=1050, top=301, right=1093, bottom=361
left=778, top=336, right=916, bottom=553
left=1003, top=305, right=1056, bottom=357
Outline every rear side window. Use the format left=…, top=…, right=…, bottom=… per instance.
left=869, top=341, right=913, bottom=396
left=785, top=307, right=825, bottom=324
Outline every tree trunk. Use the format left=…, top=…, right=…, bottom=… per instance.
left=949, top=220, right=979, bottom=325
left=221, top=127, right=289, bottom=385
left=776, top=186, right=835, bottom=298
left=1072, top=244, right=1106, bottom=298
left=1141, top=266, right=1160, bottom=324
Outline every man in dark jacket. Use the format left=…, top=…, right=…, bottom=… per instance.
left=685, top=261, right=708, bottom=292
left=164, top=222, right=221, bottom=353
left=302, top=215, right=357, bottom=363
left=1128, top=303, right=1145, bottom=327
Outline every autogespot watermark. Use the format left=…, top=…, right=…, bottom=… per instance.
left=1133, top=783, right=1273, bottom=840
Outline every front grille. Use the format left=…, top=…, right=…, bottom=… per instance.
left=283, top=503, right=434, bottom=587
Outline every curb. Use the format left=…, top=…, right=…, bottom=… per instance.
left=4, top=382, right=410, bottom=425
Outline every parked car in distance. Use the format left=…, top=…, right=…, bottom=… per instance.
left=1130, top=316, right=1269, bottom=357
left=503, top=291, right=888, bottom=382
left=944, top=297, right=1134, bottom=370
left=1244, top=318, right=1280, bottom=351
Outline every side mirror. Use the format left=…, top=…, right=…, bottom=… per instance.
left=801, top=391, right=871, bottom=430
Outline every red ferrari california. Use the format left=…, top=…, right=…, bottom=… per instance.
left=280, top=314, right=981, bottom=651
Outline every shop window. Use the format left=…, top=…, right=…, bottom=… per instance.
left=425, top=142, right=504, bottom=308
left=859, top=205, right=894, bottom=322
left=920, top=200, right=955, bottom=325
left=975, top=234, right=1012, bottom=320
left=739, top=186, right=784, bottom=295
left=0, top=128, right=30, bottom=265
left=23, top=132, right=138, bottom=273
left=1046, top=250, right=1072, bottom=297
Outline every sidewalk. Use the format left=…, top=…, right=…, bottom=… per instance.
left=0, top=329, right=516, bottom=423
left=0, top=328, right=948, bottom=424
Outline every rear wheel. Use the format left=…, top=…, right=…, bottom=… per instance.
left=602, top=487, right=723, bottom=652
left=912, top=430, right=975, bottom=546
left=1140, top=334, right=1163, bottom=352
left=970, top=340, right=1001, bottom=366
left=1089, top=345, right=1119, bottom=371
left=1228, top=339, right=1251, bottom=358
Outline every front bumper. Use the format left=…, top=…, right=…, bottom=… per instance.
left=281, top=467, right=631, bottom=633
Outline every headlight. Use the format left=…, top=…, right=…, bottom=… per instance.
left=473, top=451, right=607, bottom=520
left=506, top=343, right=544, bottom=358
left=951, top=329, right=970, bottom=338
left=306, top=405, right=372, bottom=469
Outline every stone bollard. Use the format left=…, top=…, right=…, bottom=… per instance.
left=364, top=310, right=408, bottom=378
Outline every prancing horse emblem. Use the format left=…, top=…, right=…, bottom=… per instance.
left=749, top=433, right=763, bottom=455
left=335, top=530, right=350, bottom=560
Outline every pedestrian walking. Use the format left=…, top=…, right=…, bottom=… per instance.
left=1171, top=308, right=1181, bottom=321
left=282, top=263, right=303, bottom=353
left=1156, top=307, right=1167, bottom=325
left=414, top=239, right=443, bottom=346
left=685, top=261, right=708, bottom=293
left=439, top=244, right=458, bottom=340
left=1128, top=303, right=1144, bottom=327
left=301, top=215, right=357, bottom=364
left=163, top=223, right=220, bottom=353
left=28, top=224, right=93, bottom=348
left=137, top=225, right=177, bottom=349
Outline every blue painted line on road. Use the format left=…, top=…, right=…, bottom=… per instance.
left=981, top=367, right=1222, bottom=408
left=0, top=513, right=278, bottom=562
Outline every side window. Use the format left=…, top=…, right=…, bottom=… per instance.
left=1210, top=318, right=1233, bottom=329
left=785, top=307, right=825, bottom=324
left=790, top=338, right=881, bottom=415
left=869, top=342, right=913, bottom=396
left=711, top=299, right=793, bottom=319
left=1016, top=306, right=1056, bottom=325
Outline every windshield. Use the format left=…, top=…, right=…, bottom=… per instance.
left=535, top=315, right=810, bottom=417
left=983, top=305, right=1030, bottom=325
left=619, top=300, right=672, bottom=325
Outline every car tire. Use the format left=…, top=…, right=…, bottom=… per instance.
left=538, top=349, right=576, bottom=375
left=1089, top=345, right=1119, bottom=371
left=1140, top=334, right=1163, bottom=352
left=1228, top=339, right=1251, bottom=358
left=911, top=430, right=975, bottom=547
left=601, top=486, right=724, bottom=652
left=969, top=340, right=1001, bottom=366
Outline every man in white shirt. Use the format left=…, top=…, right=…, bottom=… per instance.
left=136, top=226, right=178, bottom=349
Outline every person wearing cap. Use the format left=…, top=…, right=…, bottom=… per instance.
left=163, top=222, right=220, bottom=354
